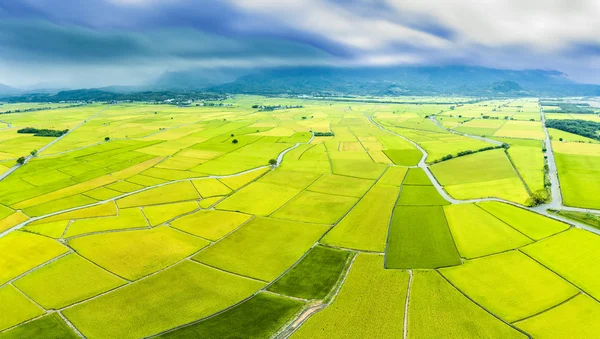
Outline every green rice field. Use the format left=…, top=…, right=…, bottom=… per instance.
left=1, top=96, right=599, bottom=338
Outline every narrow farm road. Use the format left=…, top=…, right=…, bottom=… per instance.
left=0, top=105, right=110, bottom=182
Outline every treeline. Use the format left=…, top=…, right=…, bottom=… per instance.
left=1, top=89, right=226, bottom=103
left=313, top=131, right=335, bottom=137
left=17, top=127, right=68, bottom=137
left=252, top=104, right=303, bottom=111
left=0, top=103, right=85, bottom=115
left=545, top=119, right=600, bottom=141
left=433, top=144, right=509, bottom=163
left=542, top=102, right=595, bottom=114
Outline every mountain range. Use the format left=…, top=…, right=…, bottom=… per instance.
left=2, top=65, right=600, bottom=100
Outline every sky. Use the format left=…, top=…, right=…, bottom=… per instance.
left=1, top=0, right=600, bottom=88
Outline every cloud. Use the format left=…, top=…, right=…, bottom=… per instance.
left=0, top=0, right=599, bottom=87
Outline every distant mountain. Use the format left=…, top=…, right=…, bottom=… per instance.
left=0, top=83, right=20, bottom=96
left=208, top=65, right=600, bottom=97
left=153, top=68, right=251, bottom=90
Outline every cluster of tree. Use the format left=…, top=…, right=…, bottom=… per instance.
left=542, top=102, right=595, bottom=114
left=251, top=104, right=303, bottom=111
left=545, top=119, right=600, bottom=141
left=433, top=144, right=509, bottom=163
left=313, top=131, right=335, bottom=137
left=17, top=127, right=68, bottom=137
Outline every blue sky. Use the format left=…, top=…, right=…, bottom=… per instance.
left=1, top=0, right=599, bottom=88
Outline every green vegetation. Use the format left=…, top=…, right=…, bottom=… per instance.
left=14, top=253, right=126, bottom=309
left=1, top=97, right=597, bottom=338
left=69, top=227, right=209, bottom=280
left=292, top=254, right=408, bottom=338
left=171, top=210, right=252, bottom=240
left=158, top=293, right=304, bottom=339
left=0, top=231, right=68, bottom=284
left=193, top=217, right=329, bottom=281
left=542, top=102, right=595, bottom=114
left=397, top=185, right=449, bottom=205
left=322, top=184, right=399, bottom=252
left=431, top=149, right=530, bottom=204
left=409, top=271, right=526, bottom=339
left=0, top=284, right=44, bottom=331
left=0, top=314, right=78, bottom=339
left=546, top=119, right=600, bottom=141
left=522, top=229, right=600, bottom=300
left=307, top=174, right=373, bottom=197
left=440, top=251, right=578, bottom=322
left=268, top=245, right=352, bottom=300
left=17, top=127, right=69, bottom=137
left=63, top=261, right=265, bottom=339
left=444, top=204, right=532, bottom=258
left=514, top=294, right=600, bottom=338
left=271, top=191, right=357, bottom=224
left=550, top=209, right=600, bottom=230
left=387, top=206, right=460, bottom=269
left=477, top=201, right=569, bottom=239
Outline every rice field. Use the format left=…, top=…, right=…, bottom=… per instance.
left=2, top=96, right=598, bottom=338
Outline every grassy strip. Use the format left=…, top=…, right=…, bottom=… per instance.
left=549, top=209, right=600, bottom=230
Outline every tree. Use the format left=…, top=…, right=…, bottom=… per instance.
left=268, top=159, right=277, bottom=166
left=559, top=137, right=563, bottom=141
left=230, top=134, right=235, bottom=137
left=526, top=189, right=549, bottom=206
left=16, top=157, right=26, bottom=165
left=30, top=149, right=37, bottom=157
left=232, top=139, right=238, bottom=144
left=105, top=137, right=110, bottom=141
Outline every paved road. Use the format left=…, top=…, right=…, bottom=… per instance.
left=0, top=106, right=110, bottom=182
left=533, top=106, right=563, bottom=211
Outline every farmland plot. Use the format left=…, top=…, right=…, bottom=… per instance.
left=440, top=251, right=578, bottom=322
left=522, top=229, right=600, bottom=300
left=292, top=254, right=408, bottom=338
left=193, top=217, right=329, bottom=281
left=408, top=271, right=525, bottom=339
left=69, top=226, right=209, bottom=280
left=63, top=261, right=265, bottom=339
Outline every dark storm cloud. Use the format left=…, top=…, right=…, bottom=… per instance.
left=0, top=0, right=599, bottom=87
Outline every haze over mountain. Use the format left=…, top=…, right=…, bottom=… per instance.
left=1, top=0, right=600, bottom=93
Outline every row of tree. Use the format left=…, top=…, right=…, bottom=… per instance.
left=17, top=127, right=69, bottom=137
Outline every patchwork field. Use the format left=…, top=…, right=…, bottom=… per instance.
left=1, top=96, right=598, bottom=338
